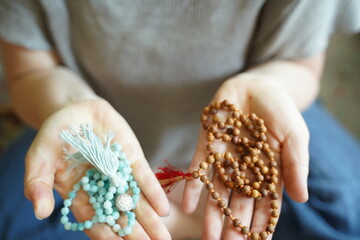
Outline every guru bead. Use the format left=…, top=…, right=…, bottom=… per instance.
left=116, top=193, right=134, bottom=212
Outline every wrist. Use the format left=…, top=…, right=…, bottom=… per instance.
left=40, top=98, right=114, bottom=132
left=9, top=67, right=100, bottom=129
left=224, top=63, right=319, bottom=111
left=244, top=59, right=321, bottom=111
left=221, top=73, right=286, bottom=98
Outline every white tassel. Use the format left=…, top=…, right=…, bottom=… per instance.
left=63, top=150, right=87, bottom=173
left=60, top=124, right=123, bottom=187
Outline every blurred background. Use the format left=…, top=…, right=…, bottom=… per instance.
left=0, top=33, right=359, bottom=151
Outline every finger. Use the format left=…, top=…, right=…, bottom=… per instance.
left=250, top=199, right=274, bottom=240
left=182, top=129, right=209, bottom=214
left=248, top=135, right=282, bottom=240
left=281, top=124, right=309, bottom=202
left=133, top=193, right=171, bottom=240
left=183, top=95, right=243, bottom=214
left=222, top=191, right=254, bottom=240
left=202, top=175, right=230, bottom=240
left=57, top=184, right=121, bottom=240
left=250, top=182, right=283, bottom=240
left=130, top=157, right=170, bottom=216
left=116, top=212, right=149, bottom=240
left=249, top=84, right=309, bottom=202
left=70, top=194, right=150, bottom=240
left=85, top=222, right=121, bottom=240
left=109, top=115, right=170, bottom=217
left=124, top=221, right=150, bottom=240
left=24, top=132, right=59, bottom=219
left=62, top=188, right=148, bottom=240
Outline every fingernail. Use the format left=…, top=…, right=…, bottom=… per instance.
left=166, top=209, right=171, bottom=217
left=35, top=213, right=44, bottom=220
left=34, top=206, right=44, bottom=220
left=34, top=200, right=47, bottom=220
left=301, top=173, right=309, bottom=201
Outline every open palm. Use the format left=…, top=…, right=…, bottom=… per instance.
left=182, top=76, right=309, bottom=240
left=24, top=99, right=171, bottom=240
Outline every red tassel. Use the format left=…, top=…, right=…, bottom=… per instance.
left=155, top=160, right=192, bottom=193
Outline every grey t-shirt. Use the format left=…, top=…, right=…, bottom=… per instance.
left=1, top=0, right=359, bottom=169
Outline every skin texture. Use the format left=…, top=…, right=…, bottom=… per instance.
left=1, top=40, right=171, bottom=240
left=1, top=39, right=324, bottom=239
left=182, top=55, right=325, bottom=239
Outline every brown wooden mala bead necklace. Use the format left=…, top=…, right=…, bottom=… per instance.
left=192, top=100, right=280, bottom=240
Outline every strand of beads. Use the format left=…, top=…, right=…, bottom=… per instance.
left=60, top=142, right=140, bottom=237
left=192, top=100, right=279, bottom=240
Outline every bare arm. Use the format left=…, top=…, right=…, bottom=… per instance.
left=1, top=39, right=171, bottom=240
left=245, top=53, right=325, bottom=111
left=1, top=40, right=98, bottom=129
left=183, top=53, right=325, bottom=239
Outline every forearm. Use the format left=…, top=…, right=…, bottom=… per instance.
left=1, top=40, right=99, bottom=129
left=241, top=54, right=324, bottom=111
left=8, top=66, right=98, bottom=129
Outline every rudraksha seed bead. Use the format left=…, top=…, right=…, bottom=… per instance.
left=200, top=162, right=208, bottom=170
left=241, top=226, right=249, bottom=235
left=223, top=208, right=231, bottom=216
left=271, top=192, right=279, bottom=200
left=196, top=101, right=280, bottom=240
left=211, top=191, right=219, bottom=200
left=260, top=231, right=268, bottom=239
left=251, top=232, right=260, bottom=240
left=205, top=182, right=214, bottom=190
left=232, top=218, right=241, bottom=227
left=266, top=225, right=275, bottom=233
left=271, top=201, right=279, bottom=209
left=218, top=199, right=226, bottom=208
left=200, top=175, right=208, bottom=182
left=191, top=171, right=199, bottom=179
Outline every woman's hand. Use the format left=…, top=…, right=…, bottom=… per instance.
left=182, top=75, right=310, bottom=239
left=24, top=98, right=171, bottom=240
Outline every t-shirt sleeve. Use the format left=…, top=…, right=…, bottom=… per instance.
left=248, top=0, right=360, bottom=65
left=0, top=0, right=52, bottom=49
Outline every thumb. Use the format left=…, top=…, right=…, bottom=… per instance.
left=281, top=120, right=310, bottom=202
left=24, top=136, right=56, bottom=220
left=181, top=129, right=208, bottom=214
left=249, top=82, right=310, bottom=202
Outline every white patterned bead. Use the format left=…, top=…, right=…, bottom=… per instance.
left=116, top=193, right=133, bottom=212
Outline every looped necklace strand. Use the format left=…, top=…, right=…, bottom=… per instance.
left=58, top=125, right=140, bottom=237
left=193, top=100, right=280, bottom=240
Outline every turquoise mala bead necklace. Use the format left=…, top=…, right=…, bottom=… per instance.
left=59, top=125, right=140, bottom=237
